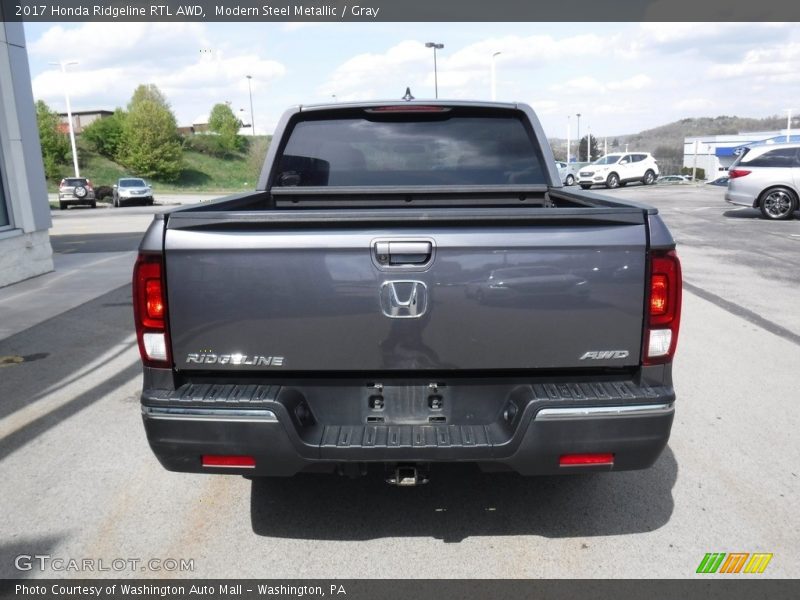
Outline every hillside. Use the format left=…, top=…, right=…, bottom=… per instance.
left=614, top=115, right=788, bottom=154
left=49, top=135, right=271, bottom=193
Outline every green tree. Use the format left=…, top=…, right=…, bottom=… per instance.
left=208, top=102, right=243, bottom=154
left=81, top=108, right=126, bottom=159
left=118, top=84, right=183, bottom=181
left=35, top=100, right=71, bottom=180
left=611, top=138, right=620, bottom=148
left=247, top=135, right=271, bottom=181
left=576, top=135, right=601, bottom=162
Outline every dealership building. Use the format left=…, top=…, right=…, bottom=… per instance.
left=683, top=130, right=799, bottom=179
left=0, top=19, right=54, bottom=288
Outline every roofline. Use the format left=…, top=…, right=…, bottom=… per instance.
left=57, top=110, right=114, bottom=116
left=297, top=99, right=521, bottom=112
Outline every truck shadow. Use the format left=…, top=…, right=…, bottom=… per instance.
left=250, top=446, right=677, bottom=542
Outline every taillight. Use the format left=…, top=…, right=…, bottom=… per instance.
left=86, top=179, right=93, bottom=190
left=729, top=169, right=751, bottom=179
left=644, top=250, right=682, bottom=365
left=59, top=179, right=66, bottom=189
left=133, top=253, right=171, bottom=367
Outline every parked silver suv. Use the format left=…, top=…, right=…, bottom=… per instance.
left=58, top=177, right=96, bottom=210
left=725, top=143, right=800, bottom=220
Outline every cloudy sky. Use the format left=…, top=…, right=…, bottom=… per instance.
left=22, top=21, right=800, bottom=139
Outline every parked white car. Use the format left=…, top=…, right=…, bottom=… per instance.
left=554, top=161, right=579, bottom=186
left=578, top=153, right=659, bottom=189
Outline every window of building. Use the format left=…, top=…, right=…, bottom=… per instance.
left=0, top=162, right=10, bottom=229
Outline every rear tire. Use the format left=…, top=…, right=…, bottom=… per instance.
left=59, top=201, right=67, bottom=210
left=580, top=184, right=592, bottom=190
left=643, top=170, right=656, bottom=185
left=759, top=187, right=798, bottom=220
left=606, top=173, right=620, bottom=189
left=90, top=201, right=97, bottom=209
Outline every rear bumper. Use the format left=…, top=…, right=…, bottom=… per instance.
left=725, top=189, right=757, bottom=207
left=141, top=378, right=675, bottom=477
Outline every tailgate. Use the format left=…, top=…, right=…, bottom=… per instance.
left=164, top=210, right=647, bottom=372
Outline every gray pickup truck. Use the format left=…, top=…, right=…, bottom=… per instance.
left=134, top=100, right=682, bottom=485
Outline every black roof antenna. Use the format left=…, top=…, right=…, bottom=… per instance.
left=402, top=87, right=415, bottom=101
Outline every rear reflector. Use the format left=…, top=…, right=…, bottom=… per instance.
left=559, top=453, right=614, bottom=467
left=202, top=455, right=256, bottom=468
left=729, top=168, right=751, bottom=179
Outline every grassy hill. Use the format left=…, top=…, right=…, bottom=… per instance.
left=615, top=115, right=787, bottom=154
left=48, top=135, right=270, bottom=193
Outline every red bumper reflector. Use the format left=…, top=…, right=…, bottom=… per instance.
left=202, top=455, right=256, bottom=468
left=559, top=453, right=614, bottom=467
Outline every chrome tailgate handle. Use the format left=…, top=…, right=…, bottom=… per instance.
left=375, top=240, right=433, bottom=266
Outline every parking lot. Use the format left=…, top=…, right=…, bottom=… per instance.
left=0, top=184, right=798, bottom=578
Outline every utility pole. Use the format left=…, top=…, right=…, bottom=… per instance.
left=566, top=116, right=571, bottom=163
left=49, top=60, right=80, bottom=177
left=587, top=127, right=592, bottom=162
left=246, top=75, right=255, bottom=136
left=692, top=140, right=699, bottom=181
left=786, top=108, right=793, bottom=142
left=576, top=113, right=581, bottom=161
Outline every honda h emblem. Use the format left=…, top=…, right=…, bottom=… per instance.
left=380, top=280, right=428, bottom=318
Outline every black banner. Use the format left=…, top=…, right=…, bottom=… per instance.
left=0, top=0, right=797, bottom=22
left=2, top=580, right=800, bottom=600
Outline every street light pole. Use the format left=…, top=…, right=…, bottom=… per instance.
left=576, top=113, right=581, bottom=161
left=491, top=51, right=501, bottom=101
left=425, top=42, right=444, bottom=99
left=50, top=60, right=80, bottom=177
left=588, top=126, right=592, bottom=162
left=246, top=75, right=255, bottom=136
left=785, top=108, right=793, bottom=142
left=566, top=116, right=571, bottom=163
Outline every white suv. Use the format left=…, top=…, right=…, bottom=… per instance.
left=578, top=152, right=659, bottom=189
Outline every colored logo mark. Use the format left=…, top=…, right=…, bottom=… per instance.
left=696, top=552, right=772, bottom=574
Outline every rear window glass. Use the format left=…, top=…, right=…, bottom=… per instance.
left=64, top=178, right=87, bottom=186
left=742, top=147, right=800, bottom=168
left=274, top=113, right=545, bottom=187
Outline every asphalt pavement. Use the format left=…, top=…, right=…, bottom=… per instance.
left=0, top=185, right=798, bottom=578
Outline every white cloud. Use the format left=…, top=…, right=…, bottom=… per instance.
left=319, top=32, right=637, bottom=102
left=550, top=74, right=652, bottom=95
left=29, top=23, right=285, bottom=133
left=674, top=98, right=715, bottom=112
left=710, top=42, right=800, bottom=83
